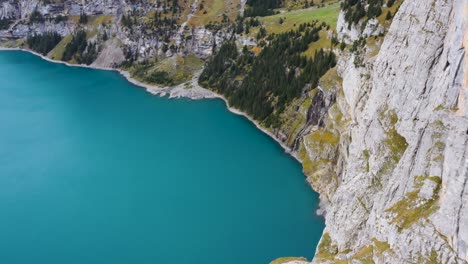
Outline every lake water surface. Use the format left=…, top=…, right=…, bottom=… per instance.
left=0, top=51, right=324, bottom=264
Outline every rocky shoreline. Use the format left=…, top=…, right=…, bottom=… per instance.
left=0, top=47, right=299, bottom=163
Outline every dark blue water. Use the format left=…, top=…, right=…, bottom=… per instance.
left=0, top=51, right=324, bottom=264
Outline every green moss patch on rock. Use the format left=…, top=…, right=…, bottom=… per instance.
left=376, top=109, right=408, bottom=182
left=352, top=245, right=375, bottom=264
left=299, top=139, right=338, bottom=199
left=382, top=109, right=408, bottom=164
left=315, top=232, right=338, bottom=261
left=371, top=238, right=392, bottom=256
left=363, top=149, right=370, bottom=172
left=385, top=176, right=441, bottom=232
left=269, top=257, right=307, bottom=264
left=276, top=89, right=319, bottom=147
left=384, top=126, right=408, bottom=163
left=303, top=129, right=339, bottom=154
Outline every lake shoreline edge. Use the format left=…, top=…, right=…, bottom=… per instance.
left=0, top=47, right=300, bottom=163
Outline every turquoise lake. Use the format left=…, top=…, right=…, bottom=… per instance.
left=0, top=51, right=324, bottom=264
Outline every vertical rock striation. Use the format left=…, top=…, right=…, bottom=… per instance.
left=1, top=0, right=467, bottom=262
left=310, top=0, right=468, bottom=262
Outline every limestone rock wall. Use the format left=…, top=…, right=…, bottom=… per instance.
left=309, top=0, right=468, bottom=262
left=0, top=0, right=229, bottom=63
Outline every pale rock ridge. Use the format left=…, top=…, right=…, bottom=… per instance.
left=0, top=0, right=467, bottom=262
left=0, top=0, right=19, bottom=19
left=92, top=38, right=125, bottom=68
left=310, top=0, right=468, bottom=262
left=336, top=11, right=384, bottom=44
left=0, top=0, right=231, bottom=62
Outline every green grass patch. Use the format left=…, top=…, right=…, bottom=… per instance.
left=371, top=238, right=391, bottom=256
left=382, top=111, right=408, bottom=163
left=127, top=54, right=204, bottom=86
left=302, top=29, right=332, bottom=58
left=315, top=232, right=337, bottom=260
left=0, top=39, right=25, bottom=48
left=47, top=34, right=73, bottom=60
left=87, top=15, right=114, bottom=26
left=189, top=0, right=239, bottom=26
left=384, top=127, right=408, bottom=163
left=299, top=130, right=338, bottom=184
left=366, top=36, right=384, bottom=57
left=363, top=149, right=370, bottom=172
left=434, top=104, right=445, bottom=111
left=352, top=245, right=374, bottom=264
left=283, top=0, right=338, bottom=11
left=318, top=67, right=341, bottom=89
left=385, top=176, right=441, bottom=232
left=427, top=250, right=439, bottom=264
left=286, top=117, right=305, bottom=145
left=377, top=0, right=404, bottom=26
left=270, top=257, right=307, bottom=264
left=259, top=2, right=340, bottom=34
left=309, top=130, right=339, bottom=144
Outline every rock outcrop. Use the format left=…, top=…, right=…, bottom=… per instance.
left=1, top=0, right=467, bottom=263
left=307, top=0, right=468, bottom=262
left=0, top=0, right=230, bottom=64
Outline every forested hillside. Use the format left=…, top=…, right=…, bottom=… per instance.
left=199, top=21, right=336, bottom=127
left=4, top=1, right=465, bottom=263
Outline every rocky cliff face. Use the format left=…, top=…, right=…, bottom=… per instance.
left=0, top=0, right=231, bottom=66
left=1, top=0, right=467, bottom=263
left=305, top=0, right=468, bottom=262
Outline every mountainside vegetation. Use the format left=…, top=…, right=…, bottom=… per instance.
left=244, top=0, right=282, bottom=17
left=340, top=0, right=401, bottom=28
left=26, top=32, right=63, bottom=55
left=199, top=21, right=336, bottom=127
left=61, top=30, right=98, bottom=65
left=0, top=18, right=12, bottom=30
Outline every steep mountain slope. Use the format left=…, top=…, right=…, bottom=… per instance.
left=309, top=0, right=468, bottom=262
left=1, top=0, right=467, bottom=263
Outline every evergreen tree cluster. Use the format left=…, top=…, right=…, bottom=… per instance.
left=62, top=30, right=98, bottom=65
left=341, top=0, right=384, bottom=28
left=26, top=32, right=63, bottom=55
left=238, top=17, right=261, bottom=34
left=28, top=9, right=69, bottom=24
left=146, top=11, right=178, bottom=43
left=121, top=9, right=178, bottom=44
left=29, top=9, right=45, bottom=24
left=124, top=59, right=174, bottom=86
left=120, top=46, right=138, bottom=68
left=200, top=22, right=336, bottom=127
left=53, top=15, right=68, bottom=23
left=121, top=13, right=136, bottom=29
left=151, top=11, right=178, bottom=33
left=0, top=18, right=12, bottom=30
left=79, top=12, right=88, bottom=24
left=244, top=0, right=282, bottom=17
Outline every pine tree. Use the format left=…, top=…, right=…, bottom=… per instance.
left=385, top=10, right=392, bottom=20
left=79, top=12, right=88, bottom=24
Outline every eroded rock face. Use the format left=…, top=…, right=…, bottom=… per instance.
left=0, top=0, right=20, bottom=19
left=336, top=11, right=384, bottom=44
left=0, top=0, right=230, bottom=64
left=311, top=0, right=468, bottom=262
left=1, top=0, right=467, bottom=262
